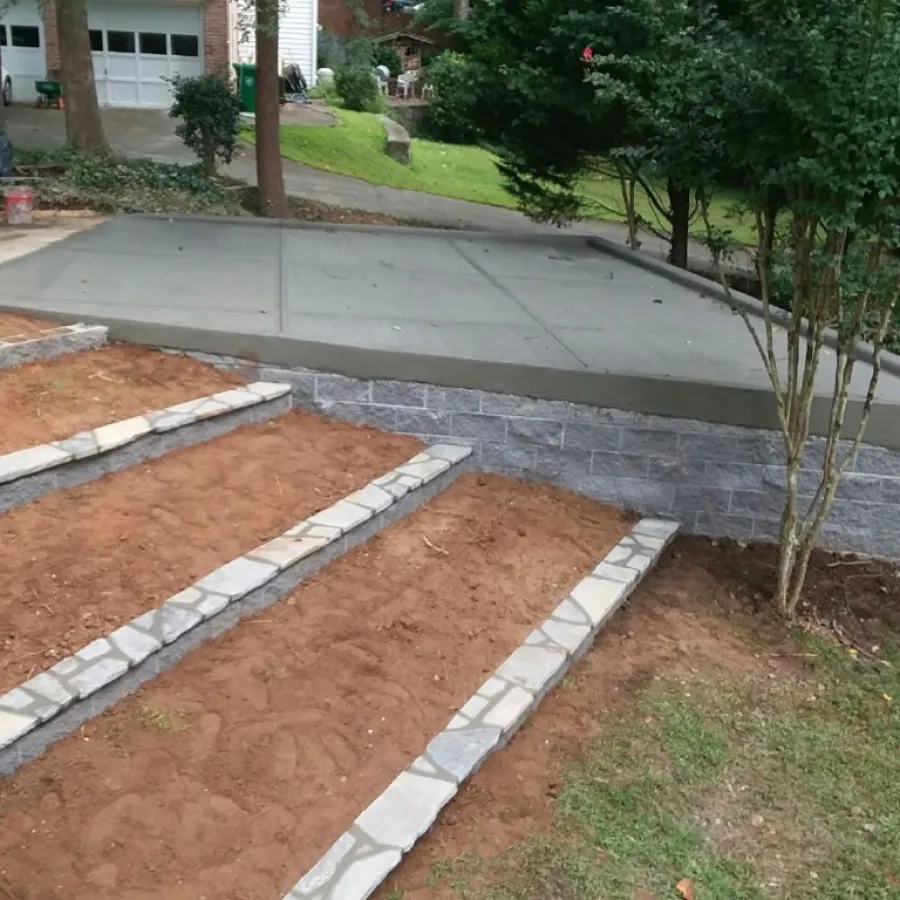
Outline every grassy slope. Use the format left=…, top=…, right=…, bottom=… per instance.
left=413, top=634, right=900, bottom=900
left=276, top=108, right=755, bottom=243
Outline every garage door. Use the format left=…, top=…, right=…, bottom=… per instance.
left=0, top=0, right=45, bottom=104
left=88, top=3, right=203, bottom=107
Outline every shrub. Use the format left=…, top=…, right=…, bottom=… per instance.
left=372, top=44, right=403, bottom=77
left=169, top=74, right=240, bottom=175
left=334, top=65, right=380, bottom=112
left=422, top=51, right=480, bottom=144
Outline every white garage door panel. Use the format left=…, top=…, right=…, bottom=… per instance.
left=0, top=0, right=45, bottom=103
left=88, top=2, right=203, bottom=108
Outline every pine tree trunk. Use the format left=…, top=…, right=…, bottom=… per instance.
left=667, top=180, right=690, bottom=269
left=55, top=0, right=108, bottom=154
left=255, top=0, right=288, bottom=218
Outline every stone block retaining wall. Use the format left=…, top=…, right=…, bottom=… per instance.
left=186, top=353, right=900, bottom=559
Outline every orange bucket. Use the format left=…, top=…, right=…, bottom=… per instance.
left=4, top=187, right=34, bottom=225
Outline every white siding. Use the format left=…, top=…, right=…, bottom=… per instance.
left=0, top=0, right=45, bottom=104
left=233, top=0, right=316, bottom=85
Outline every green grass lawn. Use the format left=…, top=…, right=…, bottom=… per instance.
left=273, top=108, right=756, bottom=244
left=397, top=632, right=899, bottom=900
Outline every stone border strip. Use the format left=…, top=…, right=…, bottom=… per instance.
left=0, top=322, right=108, bottom=369
left=0, top=443, right=473, bottom=774
left=0, top=382, right=292, bottom=514
left=282, top=517, right=679, bottom=900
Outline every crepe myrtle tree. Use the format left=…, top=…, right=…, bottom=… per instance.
left=590, top=0, right=900, bottom=616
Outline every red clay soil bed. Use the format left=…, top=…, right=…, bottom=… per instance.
left=0, top=311, right=65, bottom=343
left=0, top=412, right=422, bottom=693
left=375, top=536, right=900, bottom=900
left=0, top=474, right=630, bottom=900
left=0, top=344, right=244, bottom=454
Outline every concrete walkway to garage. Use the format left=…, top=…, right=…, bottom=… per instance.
left=3, top=106, right=702, bottom=256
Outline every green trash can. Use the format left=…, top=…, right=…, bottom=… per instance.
left=233, top=62, right=257, bottom=113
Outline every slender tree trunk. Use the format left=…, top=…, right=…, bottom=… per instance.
left=667, top=179, right=690, bottom=269
left=255, top=0, right=288, bottom=218
left=55, top=0, right=108, bottom=154
left=453, top=0, right=471, bottom=20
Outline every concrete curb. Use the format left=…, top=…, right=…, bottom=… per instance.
left=585, top=234, right=900, bottom=382
left=282, top=517, right=680, bottom=900
left=0, top=443, right=473, bottom=775
left=0, top=323, right=108, bottom=369
left=0, top=382, right=293, bottom=514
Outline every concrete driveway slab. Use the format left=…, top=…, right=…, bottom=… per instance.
left=4, top=215, right=900, bottom=442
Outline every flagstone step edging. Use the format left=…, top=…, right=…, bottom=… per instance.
left=0, top=443, right=473, bottom=775
left=0, top=323, right=108, bottom=369
left=0, top=382, right=292, bottom=514
left=282, top=517, right=680, bottom=900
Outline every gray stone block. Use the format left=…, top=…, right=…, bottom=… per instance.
left=480, top=395, right=570, bottom=418
left=832, top=473, right=884, bottom=503
left=678, top=431, right=737, bottom=461
left=591, top=451, right=649, bottom=478
left=733, top=433, right=784, bottom=465
left=258, top=367, right=316, bottom=401
left=426, top=728, right=501, bottom=782
left=705, top=461, right=766, bottom=491
left=671, top=485, right=732, bottom=516
left=533, top=448, right=591, bottom=479
left=425, top=386, right=482, bottom=413
left=355, top=770, right=456, bottom=851
left=506, top=417, right=563, bottom=447
left=318, top=401, right=398, bottom=430
left=561, top=422, right=621, bottom=452
left=68, top=657, right=129, bottom=699
left=372, top=381, right=427, bottom=408
left=694, top=512, right=755, bottom=539
left=315, top=374, right=371, bottom=403
left=480, top=442, right=535, bottom=473
left=478, top=683, right=534, bottom=735
left=647, top=456, right=707, bottom=483
left=396, top=409, right=454, bottom=436
left=452, top=413, right=507, bottom=443
left=879, top=479, right=900, bottom=504
left=619, top=427, right=679, bottom=456
left=855, top=445, right=900, bottom=477
left=569, top=575, right=630, bottom=627
left=495, top=644, right=568, bottom=698
left=194, top=556, right=277, bottom=600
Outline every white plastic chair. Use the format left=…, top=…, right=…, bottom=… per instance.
left=396, top=71, right=416, bottom=99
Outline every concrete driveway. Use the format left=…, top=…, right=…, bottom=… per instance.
left=3, top=106, right=195, bottom=163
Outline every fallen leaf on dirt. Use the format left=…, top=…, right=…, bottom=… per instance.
left=676, top=877, right=695, bottom=900
left=883, top=693, right=894, bottom=704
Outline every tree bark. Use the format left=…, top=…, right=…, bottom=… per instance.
left=55, top=0, right=108, bottom=154
left=667, top=179, right=690, bottom=269
left=255, top=0, right=288, bottom=218
left=453, top=0, right=471, bottom=20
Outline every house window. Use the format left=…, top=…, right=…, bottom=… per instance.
left=139, top=32, right=167, bottom=55
left=10, top=25, right=40, bottom=48
left=0, top=27, right=7, bottom=46
left=170, top=33, right=199, bottom=57
left=107, top=30, right=136, bottom=53
left=89, top=29, right=104, bottom=52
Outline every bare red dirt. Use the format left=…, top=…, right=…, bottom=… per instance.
left=0, top=474, right=630, bottom=900
left=0, top=312, right=65, bottom=343
left=0, top=344, right=244, bottom=453
left=0, top=412, right=422, bottom=692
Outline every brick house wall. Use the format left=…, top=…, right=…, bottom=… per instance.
left=203, top=0, right=231, bottom=75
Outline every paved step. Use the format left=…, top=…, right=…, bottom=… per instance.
left=285, top=519, right=679, bottom=900
left=0, top=474, right=674, bottom=900
left=0, top=319, right=107, bottom=369
left=0, top=380, right=291, bottom=512
left=0, top=442, right=472, bottom=772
